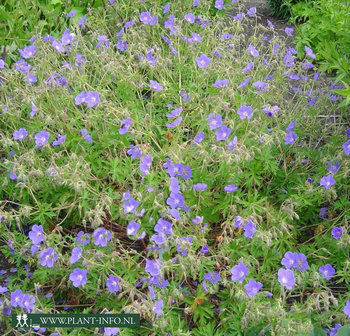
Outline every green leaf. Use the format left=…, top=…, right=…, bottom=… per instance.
left=308, top=327, right=327, bottom=336
left=335, top=325, right=350, bottom=336
left=245, top=324, right=271, bottom=336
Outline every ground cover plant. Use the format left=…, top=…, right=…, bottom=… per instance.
left=0, top=0, right=349, bottom=335
left=289, top=0, right=350, bottom=94
left=0, top=0, right=99, bottom=62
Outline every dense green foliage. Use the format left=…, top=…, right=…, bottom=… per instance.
left=265, top=0, right=305, bottom=19
left=290, top=0, right=350, bottom=105
left=0, top=0, right=99, bottom=62
left=0, top=0, right=349, bottom=335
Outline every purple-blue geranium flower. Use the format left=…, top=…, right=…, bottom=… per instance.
left=123, top=197, right=139, bottom=214
left=184, top=13, right=196, bottom=23
left=11, top=289, right=24, bottom=307
left=221, top=33, right=233, bottom=39
left=61, top=29, right=75, bottom=46
left=81, top=129, right=93, bottom=144
left=305, top=46, right=316, bottom=59
left=154, top=218, right=172, bottom=235
left=167, top=107, right=183, bottom=118
left=28, top=225, right=44, bottom=245
left=52, top=40, right=65, bottom=52
left=331, top=226, right=343, bottom=239
left=119, top=117, right=132, bottom=135
left=283, top=52, right=294, bottom=67
left=176, top=237, right=192, bottom=256
left=150, top=80, right=163, bottom=92
left=201, top=245, right=209, bottom=254
left=26, top=73, right=37, bottom=85
left=145, top=259, right=161, bottom=276
left=193, top=132, right=205, bottom=144
left=295, top=253, right=309, bottom=271
left=327, top=324, right=342, bottom=336
left=216, top=125, right=231, bottom=141
left=284, top=131, right=298, bottom=145
left=85, top=91, right=100, bottom=107
left=243, top=220, right=257, bottom=238
left=248, top=44, right=259, bottom=57
left=242, top=62, right=254, bottom=73
left=95, top=35, right=109, bottom=49
left=252, top=81, right=267, bottom=92
left=22, top=293, right=36, bottom=313
left=76, top=231, right=91, bottom=245
left=247, top=6, right=256, bottom=17
left=127, top=145, right=142, bottom=159
left=237, top=105, right=253, bottom=119
left=140, top=12, right=156, bottom=25
left=116, top=39, right=128, bottom=51
left=285, top=27, right=294, bottom=36
left=52, top=134, right=66, bottom=146
left=278, top=268, right=295, bottom=290
left=207, top=113, right=222, bottom=130
left=18, top=45, right=36, bottom=59
left=139, top=154, right=152, bottom=176
left=237, top=77, right=250, bottom=89
left=192, top=215, right=203, bottom=225
left=153, top=299, right=163, bottom=317
left=327, top=161, right=340, bottom=174
left=244, top=279, right=262, bottom=297
left=319, top=264, right=335, bottom=280
left=106, top=274, right=119, bottom=293
left=16, top=59, right=31, bottom=72
left=203, top=272, right=221, bottom=284
left=104, top=326, right=119, bottom=336
left=233, top=13, right=244, bottom=20
left=281, top=251, right=298, bottom=269
left=286, top=121, right=296, bottom=131
left=163, top=3, right=170, bottom=14
left=39, top=247, right=58, bottom=268
left=215, top=0, right=224, bottom=9
left=127, top=220, right=140, bottom=236
left=344, top=300, right=350, bottom=318
left=93, top=227, right=112, bottom=247
left=320, top=174, right=335, bottom=190
left=231, top=262, right=249, bottom=282
left=224, top=184, right=238, bottom=193
left=319, top=207, right=328, bottom=219
left=227, top=136, right=238, bottom=151
left=343, top=139, right=350, bottom=156
left=176, top=164, right=192, bottom=179
left=213, top=79, right=229, bottom=88
left=13, top=128, right=28, bottom=141
left=75, top=91, right=87, bottom=105
left=66, top=10, right=76, bottom=17
left=151, top=234, right=166, bottom=245
left=234, top=216, right=243, bottom=228
left=167, top=192, right=185, bottom=209
left=169, top=177, right=180, bottom=193
left=166, top=117, right=182, bottom=128
left=193, top=183, right=207, bottom=191
left=196, top=54, right=211, bottom=68
left=69, top=247, right=82, bottom=264
left=179, top=90, right=190, bottom=101
left=34, top=130, right=49, bottom=148
left=69, top=268, right=88, bottom=287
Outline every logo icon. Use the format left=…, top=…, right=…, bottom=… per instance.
left=15, top=314, right=29, bottom=328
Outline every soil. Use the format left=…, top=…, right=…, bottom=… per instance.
left=227, top=0, right=295, bottom=40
